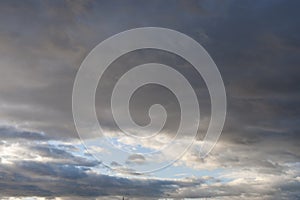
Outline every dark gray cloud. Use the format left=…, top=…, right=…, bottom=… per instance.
left=0, top=126, right=49, bottom=141
left=0, top=158, right=197, bottom=198
left=0, top=0, right=299, bottom=141
left=0, top=0, right=299, bottom=199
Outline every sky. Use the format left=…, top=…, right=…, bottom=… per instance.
left=0, top=0, right=299, bottom=199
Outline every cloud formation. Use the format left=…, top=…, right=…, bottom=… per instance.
left=0, top=0, right=299, bottom=199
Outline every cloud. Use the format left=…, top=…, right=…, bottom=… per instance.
left=0, top=157, right=193, bottom=198
left=0, top=126, right=49, bottom=141
left=126, top=154, right=146, bottom=165
left=0, top=126, right=299, bottom=199
left=0, top=0, right=299, bottom=199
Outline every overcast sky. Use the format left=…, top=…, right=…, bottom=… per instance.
left=0, top=0, right=299, bottom=199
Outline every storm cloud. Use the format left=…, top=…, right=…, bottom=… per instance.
left=0, top=0, right=299, bottom=199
